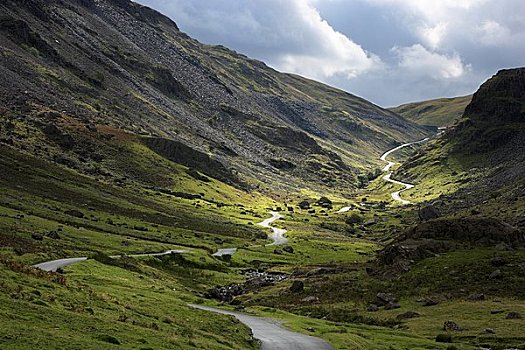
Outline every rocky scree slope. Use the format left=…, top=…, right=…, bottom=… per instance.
left=0, top=0, right=428, bottom=194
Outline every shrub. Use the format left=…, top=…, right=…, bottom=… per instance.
left=435, top=334, right=453, bottom=343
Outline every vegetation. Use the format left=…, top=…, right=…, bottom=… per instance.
left=391, top=95, right=472, bottom=127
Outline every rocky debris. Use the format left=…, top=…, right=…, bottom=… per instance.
left=396, top=311, right=421, bottom=320
left=206, top=284, right=244, bottom=303
left=301, top=296, right=319, bottom=303
left=489, top=269, right=503, bottom=279
left=418, top=205, right=441, bottom=221
left=443, top=320, right=464, bottom=332
left=468, top=293, right=485, bottom=301
left=289, top=280, right=304, bottom=293
left=283, top=246, right=294, bottom=254
left=378, top=217, right=525, bottom=271
left=403, top=217, right=524, bottom=245
left=206, top=270, right=288, bottom=302
left=64, top=209, right=85, bottom=218
left=506, top=312, right=522, bottom=319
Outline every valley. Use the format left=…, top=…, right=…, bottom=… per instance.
left=1, top=1, right=524, bottom=350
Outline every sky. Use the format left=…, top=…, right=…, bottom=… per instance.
left=136, top=0, right=525, bottom=107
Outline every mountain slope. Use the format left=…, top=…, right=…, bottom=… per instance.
left=0, top=0, right=428, bottom=196
left=397, top=68, right=525, bottom=226
left=390, top=95, right=472, bottom=127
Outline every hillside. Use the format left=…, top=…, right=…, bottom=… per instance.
left=397, top=68, right=525, bottom=224
left=391, top=95, right=472, bottom=127
left=0, top=0, right=427, bottom=196
left=2, top=1, right=524, bottom=349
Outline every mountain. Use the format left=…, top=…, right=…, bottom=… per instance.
left=0, top=0, right=427, bottom=196
left=390, top=95, right=472, bottom=127
left=396, top=68, right=525, bottom=226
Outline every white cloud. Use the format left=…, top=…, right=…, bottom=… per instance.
left=393, top=44, right=468, bottom=79
left=138, top=0, right=524, bottom=106
left=419, top=22, right=448, bottom=49
left=139, top=0, right=380, bottom=83
left=268, top=0, right=381, bottom=80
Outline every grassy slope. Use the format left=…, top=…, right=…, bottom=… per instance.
left=391, top=95, right=472, bottom=127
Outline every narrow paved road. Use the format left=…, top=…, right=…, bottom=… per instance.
left=189, top=304, right=333, bottom=350
left=213, top=211, right=287, bottom=256
left=33, top=250, right=187, bottom=272
left=258, top=211, right=288, bottom=246
left=380, top=138, right=429, bottom=205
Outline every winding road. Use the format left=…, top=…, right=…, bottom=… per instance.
left=338, top=138, right=428, bottom=211
left=380, top=138, right=428, bottom=205
left=33, top=250, right=188, bottom=272
left=189, top=304, right=333, bottom=350
left=213, top=211, right=288, bottom=256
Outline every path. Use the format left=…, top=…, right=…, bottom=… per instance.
left=189, top=304, right=333, bottom=350
left=380, top=138, right=429, bottom=205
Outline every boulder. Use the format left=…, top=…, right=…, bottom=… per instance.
left=489, top=269, right=503, bottom=279
left=273, top=249, right=283, bottom=255
left=396, top=311, right=421, bottom=320
left=64, top=210, right=85, bottom=218
left=289, top=281, right=304, bottom=293
left=46, top=231, right=60, bottom=239
left=506, top=312, right=522, bottom=319
left=299, top=201, right=310, bottom=210
left=443, top=320, right=464, bottom=332
left=468, top=293, right=485, bottom=301
left=423, top=298, right=440, bottom=307
left=376, top=292, right=397, bottom=306
left=367, top=304, right=379, bottom=312
left=384, top=302, right=401, bottom=310
left=283, top=246, right=294, bottom=254
left=31, top=233, right=43, bottom=241
left=301, top=296, right=319, bottom=303
left=491, top=257, right=507, bottom=267
left=255, top=232, right=268, bottom=240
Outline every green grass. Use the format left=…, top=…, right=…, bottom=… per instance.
left=0, top=259, right=257, bottom=350
left=391, top=95, right=472, bottom=127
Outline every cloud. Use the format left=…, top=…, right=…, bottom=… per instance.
left=138, top=0, right=380, bottom=82
left=393, top=44, right=468, bottom=80
left=137, top=0, right=524, bottom=106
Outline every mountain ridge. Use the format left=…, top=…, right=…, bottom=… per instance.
left=0, top=0, right=428, bottom=195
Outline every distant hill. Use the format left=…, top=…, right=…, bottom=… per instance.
left=390, top=95, right=472, bottom=127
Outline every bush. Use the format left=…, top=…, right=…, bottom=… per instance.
left=435, top=334, right=453, bottom=343
left=98, top=335, right=121, bottom=345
